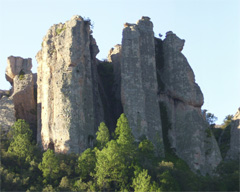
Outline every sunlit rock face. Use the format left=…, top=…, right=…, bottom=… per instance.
left=226, top=108, right=240, bottom=160
left=120, top=17, right=165, bottom=157
left=36, top=15, right=104, bottom=153
left=156, top=32, right=222, bottom=175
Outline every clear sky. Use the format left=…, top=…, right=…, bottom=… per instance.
left=0, top=0, right=239, bottom=124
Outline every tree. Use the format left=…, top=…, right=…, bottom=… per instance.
left=132, top=169, right=151, bottom=192
left=59, top=176, right=70, bottom=191
left=9, top=119, right=32, bottom=140
left=95, top=140, right=127, bottom=190
left=115, top=114, right=134, bottom=146
left=7, top=120, right=34, bottom=160
left=203, top=110, right=218, bottom=125
left=222, top=115, right=233, bottom=128
left=77, top=148, right=96, bottom=180
left=38, top=149, right=60, bottom=183
left=96, top=122, right=110, bottom=149
left=8, top=134, right=33, bottom=159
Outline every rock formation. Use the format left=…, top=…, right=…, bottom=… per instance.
left=226, top=108, right=240, bottom=160
left=36, top=16, right=104, bottom=153
left=107, top=44, right=123, bottom=125
left=5, top=56, right=37, bottom=135
left=156, top=32, right=222, bottom=175
left=0, top=95, right=15, bottom=133
left=0, top=16, right=225, bottom=175
left=120, top=17, right=165, bottom=156
left=5, top=56, right=32, bottom=85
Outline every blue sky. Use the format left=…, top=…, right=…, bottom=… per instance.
left=0, top=0, right=239, bottom=124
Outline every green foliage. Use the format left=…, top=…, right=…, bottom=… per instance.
left=115, top=113, right=134, bottom=146
left=222, top=114, right=233, bottom=128
left=59, top=176, right=70, bottom=191
left=18, top=69, right=25, bottom=80
left=205, top=128, right=212, bottom=137
left=204, top=111, right=218, bottom=125
left=96, top=122, right=110, bottom=149
left=7, top=120, right=33, bottom=159
left=95, top=140, right=128, bottom=190
left=1, top=114, right=239, bottom=191
left=8, top=134, right=34, bottom=159
left=38, top=149, right=60, bottom=183
left=9, top=119, right=32, bottom=140
left=56, top=26, right=66, bottom=35
left=132, top=169, right=152, bottom=192
left=77, top=148, right=96, bottom=180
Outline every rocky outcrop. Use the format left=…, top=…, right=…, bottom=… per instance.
left=36, top=15, right=104, bottom=153
left=226, top=108, right=240, bottom=160
left=5, top=56, right=32, bottom=85
left=156, top=32, right=222, bottom=175
left=5, top=56, right=37, bottom=135
left=121, top=17, right=164, bottom=156
left=0, top=96, right=15, bottom=133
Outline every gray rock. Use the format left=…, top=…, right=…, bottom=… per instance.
left=108, top=45, right=123, bottom=121
left=162, top=32, right=203, bottom=107
left=226, top=108, right=240, bottom=160
left=12, top=73, right=37, bottom=129
left=36, top=16, right=104, bottom=153
left=156, top=32, right=222, bottom=175
left=121, top=17, right=164, bottom=156
left=4, top=56, right=37, bottom=135
left=5, top=56, right=32, bottom=85
left=0, top=96, right=15, bottom=133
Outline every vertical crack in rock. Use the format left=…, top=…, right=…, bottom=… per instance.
left=36, top=15, right=103, bottom=153
left=121, top=17, right=165, bottom=156
left=156, top=31, right=222, bottom=175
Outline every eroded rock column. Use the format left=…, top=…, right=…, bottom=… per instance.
left=156, top=32, right=222, bottom=175
left=5, top=56, right=37, bottom=134
left=37, top=16, right=103, bottom=153
left=121, top=17, right=164, bottom=156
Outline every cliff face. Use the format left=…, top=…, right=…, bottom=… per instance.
left=36, top=16, right=104, bottom=153
left=0, top=96, right=15, bottom=133
left=226, top=108, right=240, bottom=160
left=120, top=17, right=164, bottom=156
left=1, top=15, right=225, bottom=175
left=156, top=32, right=222, bottom=175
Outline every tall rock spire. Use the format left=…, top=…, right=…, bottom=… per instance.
left=156, top=31, right=222, bottom=175
left=121, top=17, right=164, bottom=156
left=36, top=16, right=104, bottom=153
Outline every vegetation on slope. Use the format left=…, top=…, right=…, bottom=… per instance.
left=0, top=115, right=239, bottom=191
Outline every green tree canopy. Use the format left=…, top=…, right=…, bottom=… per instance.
left=77, top=148, right=96, bottom=180
left=38, top=149, right=60, bottom=183
left=96, top=122, right=110, bottom=149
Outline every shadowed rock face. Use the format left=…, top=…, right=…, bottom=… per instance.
left=156, top=32, right=222, bottom=175
left=0, top=96, right=15, bottom=133
left=226, top=108, right=240, bottom=160
left=121, top=17, right=165, bottom=156
left=36, top=15, right=104, bottom=153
